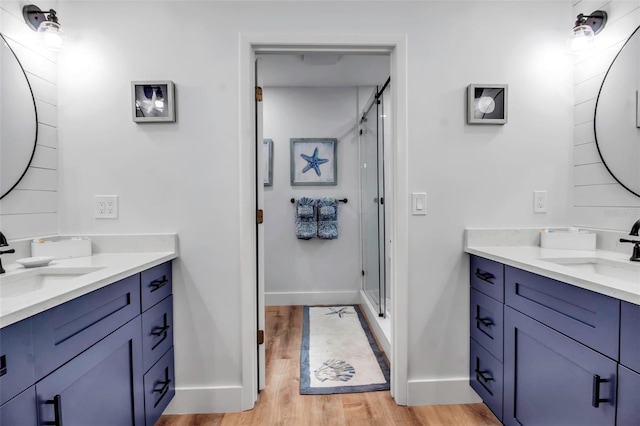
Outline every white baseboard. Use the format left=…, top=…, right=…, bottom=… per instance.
left=265, top=291, right=360, bottom=306
left=407, top=378, right=482, bottom=406
left=359, top=291, right=391, bottom=356
left=163, top=385, right=244, bottom=414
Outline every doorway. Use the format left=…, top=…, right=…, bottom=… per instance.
left=239, top=35, right=409, bottom=410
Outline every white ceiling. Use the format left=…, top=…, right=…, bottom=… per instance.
left=257, top=54, right=390, bottom=87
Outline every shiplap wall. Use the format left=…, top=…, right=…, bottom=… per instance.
left=0, top=1, right=58, bottom=239
left=573, top=0, right=640, bottom=230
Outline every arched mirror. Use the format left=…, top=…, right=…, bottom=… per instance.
left=594, top=25, right=640, bottom=197
left=0, top=33, right=38, bottom=200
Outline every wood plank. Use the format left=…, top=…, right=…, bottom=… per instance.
left=157, top=306, right=499, bottom=426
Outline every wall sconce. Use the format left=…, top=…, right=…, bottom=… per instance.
left=568, top=10, right=607, bottom=54
left=23, top=4, right=65, bottom=52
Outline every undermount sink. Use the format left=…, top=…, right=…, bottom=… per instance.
left=0, top=267, right=104, bottom=298
left=541, top=257, right=640, bottom=283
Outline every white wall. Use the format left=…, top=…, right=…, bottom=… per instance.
left=55, top=0, right=573, bottom=411
left=0, top=1, right=58, bottom=239
left=572, top=0, right=640, bottom=230
left=263, top=87, right=362, bottom=305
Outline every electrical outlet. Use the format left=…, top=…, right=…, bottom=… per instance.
left=533, top=190, right=547, bottom=213
left=94, top=195, right=118, bottom=219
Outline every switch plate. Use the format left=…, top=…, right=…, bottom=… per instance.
left=412, top=192, right=427, bottom=215
left=533, top=190, right=547, bottom=213
left=95, top=195, right=118, bottom=219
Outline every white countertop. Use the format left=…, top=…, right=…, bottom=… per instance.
left=464, top=245, right=640, bottom=305
left=0, top=251, right=177, bottom=328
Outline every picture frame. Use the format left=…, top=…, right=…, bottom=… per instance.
left=290, top=138, right=337, bottom=186
left=132, top=81, right=175, bottom=122
left=467, top=84, right=508, bottom=124
left=263, top=139, right=273, bottom=187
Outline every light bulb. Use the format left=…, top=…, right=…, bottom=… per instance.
left=568, top=25, right=595, bottom=54
left=37, top=21, right=65, bottom=52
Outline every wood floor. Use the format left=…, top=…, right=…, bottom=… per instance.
left=156, top=305, right=500, bottom=426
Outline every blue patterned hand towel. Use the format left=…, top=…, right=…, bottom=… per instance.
left=295, top=197, right=317, bottom=239
left=317, top=197, right=338, bottom=239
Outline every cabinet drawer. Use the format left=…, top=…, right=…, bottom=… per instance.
left=470, top=288, right=503, bottom=361
left=0, top=318, right=34, bottom=406
left=33, top=275, right=141, bottom=379
left=470, top=256, right=504, bottom=302
left=0, top=386, right=36, bottom=426
left=620, top=301, right=640, bottom=373
left=144, top=347, right=175, bottom=426
left=142, top=295, right=174, bottom=372
left=141, top=262, right=172, bottom=312
left=617, top=365, right=640, bottom=426
left=470, top=338, right=503, bottom=422
left=505, top=266, right=619, bottom=360
left=504, top=306, right=617, bottom=426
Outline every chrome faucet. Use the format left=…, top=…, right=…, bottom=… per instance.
left=620, top=219, right=640, bottom=262
left=0, top=231, right=16, bottom=274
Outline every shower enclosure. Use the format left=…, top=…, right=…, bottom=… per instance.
left=360, top=78, right=390, bottom=318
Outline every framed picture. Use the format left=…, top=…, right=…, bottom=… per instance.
left=290, top=138, right=337, bottom=186
left=263, top=139, right=273, bottom=187
left=467, top=84, right=508, bottom=124
left=132, top=81, right=175, bottom=122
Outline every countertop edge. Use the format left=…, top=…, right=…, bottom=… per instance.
left=465, top=247, right=640, bottom=306
left=0, top=252, right=178, bottom=328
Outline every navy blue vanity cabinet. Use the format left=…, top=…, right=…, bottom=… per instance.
left=505, top=266, right=620, bottom=360
left=140, top=262, right=175, bottom=426
left=0, top=260, right=175, bottom=425
left=469, top=255, right=504, bottom=422
left=143, top=348, right=175, bottom=426
left=618, top=302, right=640, bottom=425
left=32, top=274, right=140, bottom=380
left=141, top=262, right=172, bottom=312
left=503, top=306, right=617, bottom=426
left=0, top=317, right=35, bottom=406
left=617, top=365, right=640, bottom=425
left=620, top=301, right=640, bottom=374
left=36, top=316, right=145, bottom=426
left=0, top=387, right=37, bottom=425
left=470, top=256, right=504, bottom=302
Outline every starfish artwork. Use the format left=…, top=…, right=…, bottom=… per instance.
left=325, top=307, right=354, bottom=318
left=300, top=147, right=329, bottom=176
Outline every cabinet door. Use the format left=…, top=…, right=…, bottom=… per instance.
left=617, top=365, right=640, bottom=426
left=0, top=386, right=37, bottom=426
left=36, top=317, right=144, bottom=426
left=504, top=307, right=616, bottom=426
left=620, top=301, right=640, bottom=374
left=0, top=318, right=34, bottom=405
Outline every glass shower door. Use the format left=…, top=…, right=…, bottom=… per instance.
left=361, top=88, right=386, bottom=317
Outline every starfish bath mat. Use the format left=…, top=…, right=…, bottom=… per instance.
left=300, top=305, right=390, bottom=395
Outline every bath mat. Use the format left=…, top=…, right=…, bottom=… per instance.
left=300, top=305, right=390, bottom=395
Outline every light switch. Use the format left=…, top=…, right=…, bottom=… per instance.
left=412, top=192, right=427, bottom=215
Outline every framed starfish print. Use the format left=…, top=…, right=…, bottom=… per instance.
left=290, top=138, right=337, bottom=186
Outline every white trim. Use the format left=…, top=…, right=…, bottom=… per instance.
left=239, top=33, right=409, bottom=410
left=265, top=291, right=361, bottom=306
left=407, top=378, right=482, bottom=406
left=164, top=386, right=244, bottom=414
left=359, top=290, right=391, bottom=357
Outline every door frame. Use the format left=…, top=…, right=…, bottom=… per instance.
left=238, top=33, right=409, bottom=410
